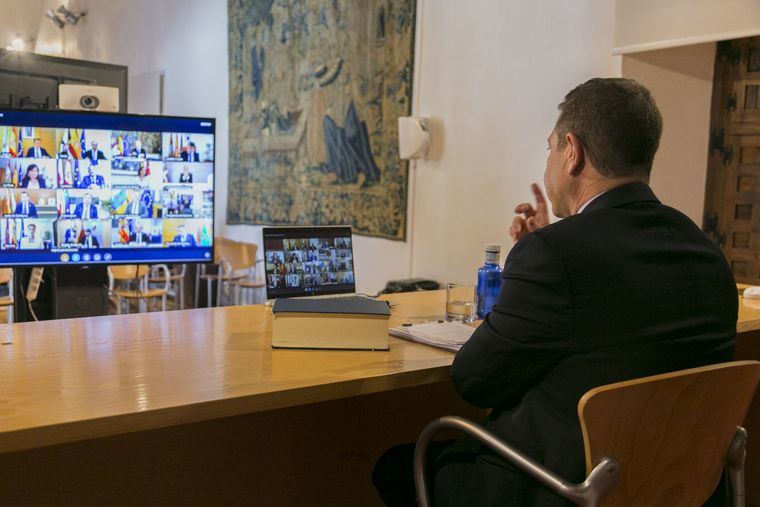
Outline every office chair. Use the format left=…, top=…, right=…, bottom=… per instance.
left=414, top=361, right=760, bottom=507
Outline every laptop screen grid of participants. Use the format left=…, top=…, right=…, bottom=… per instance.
left=263, top=226, right=356, bottom=299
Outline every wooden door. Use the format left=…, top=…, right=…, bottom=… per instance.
left=704, top=37, right=760, bottom=284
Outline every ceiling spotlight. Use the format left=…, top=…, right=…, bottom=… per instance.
left=45, top=9, right=65, bottom=29
left=57, top=5, right=87, bottom=25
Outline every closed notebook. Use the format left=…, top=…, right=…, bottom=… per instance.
left=272, top=298, right=391, bottom=350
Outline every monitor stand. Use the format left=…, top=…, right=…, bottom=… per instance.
left=13, top=265, right=109, bottom=322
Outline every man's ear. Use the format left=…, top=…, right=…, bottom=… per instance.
left=564, top=132, right=585, bottom=176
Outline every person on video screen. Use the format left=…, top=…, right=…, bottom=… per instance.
left=25, top=138, right=50, bottom=159
left=75, top=193, right=99, bottom=220
left=126, top=189, right=150, bottom=217
left=20, top=164, right=47, bottom=189
left=14, top=191, right=37, bottom=217
left=179, top=165, right=193, bottom=183
left=19, top=224, right=43, bottom=249
left=131, top=140, right=147, bottom=158
left=82, top=141, right=107, bottom=164
left=181, top=142, right=200, bottom=162
left=129, top=222, right=151, bottom=244
left=172, top=224, right=196, bottom=246
left=78, top=228, right=99, bottom=248
left=79, top=166, right=106, bottom=189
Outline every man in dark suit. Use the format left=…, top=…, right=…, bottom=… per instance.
left=172, top=224, right=196, bottom=246
left=79, top=166, right=106, bottom=189
left=74, top=193, right=99, bottom=220
left=129, top=222, right=151, bottom=244
left=82, top=141, right=107, bottom=163
left=125, top=190, right=150, bottom=218
left=14, top=191, right=37, bottom=217
left=373, top=79, right=738, bottom=506
left=25, top=138, right=50, bottom=158
left=77, top=228, right=99, bottom=248
left=180, top=142, right=200, bottom=162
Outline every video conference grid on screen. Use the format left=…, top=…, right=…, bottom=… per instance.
left=0, top=111, right=214, bottom=265
left=264, top=236, right=355, bottom=294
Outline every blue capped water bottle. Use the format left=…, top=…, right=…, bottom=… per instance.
left=476, top=244, right=503, bottom=319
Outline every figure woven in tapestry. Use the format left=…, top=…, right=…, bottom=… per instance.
left=227, top=0, right=416, bottom=240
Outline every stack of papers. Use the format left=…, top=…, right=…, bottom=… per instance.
left=389, top=321, right=476, bottom=352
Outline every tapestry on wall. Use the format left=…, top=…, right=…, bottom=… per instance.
left=227, top=0, right=415, bottom=240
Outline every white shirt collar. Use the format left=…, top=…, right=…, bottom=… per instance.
left=577, top=192, right=606, bottom=214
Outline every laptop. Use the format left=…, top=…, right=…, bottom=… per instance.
left=263, top=226, right=359, bottom=300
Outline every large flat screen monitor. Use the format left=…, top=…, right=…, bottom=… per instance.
left=0, top=109, right=214, bottom=266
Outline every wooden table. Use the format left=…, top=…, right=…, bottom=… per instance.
left=0, top=291, right=478, bottom=505
left=1, top=290, right=760, bottom=505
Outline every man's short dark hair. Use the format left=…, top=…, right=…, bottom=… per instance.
left=555, top=78, right=663, bottom=179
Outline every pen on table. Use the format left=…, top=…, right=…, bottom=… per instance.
left=402, top=320, right=444, bottom=326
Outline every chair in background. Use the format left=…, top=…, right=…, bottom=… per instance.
left=414, top=361, right=760, bottom=507
left=149, top=264, right=187, bottom=310
left=0, top=269, right=13, bottom=323
left=197, top=238, right=258, bottom=307
left=108, top=264, right=170, bottom=314
left=216, top=242, right=258, bottom=307
left=232, top=277, right=266, bottom=305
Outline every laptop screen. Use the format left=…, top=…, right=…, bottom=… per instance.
left=263, top=226, right=356, bottom=299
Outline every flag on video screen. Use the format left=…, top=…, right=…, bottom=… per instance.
left=68, top=129, right=79, bottom=159
left=111, top=189, right=127, bottom=211
left=80, top=130, right=88, bottom=163
left=8, top=128, right=17, bottom=157
left=141, top=189, right=153, bottom=215
left=16, top=129, right=22, bottom=157
left=73, top=159, right=80, bottom=187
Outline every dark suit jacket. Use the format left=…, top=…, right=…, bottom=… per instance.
left=82, top=149, right=107, bottom=161
left=172, top=233, right=196, bottom=246
left=77, top=235, right=100, bottom=248
left=180, top=151, right=200, bottom=162
left=450, top=182, right=737, bottom=505
left=129, top=232, right=151, bottom=244
left=79, top=175, right=105, bottom=189
left=25, top=147, right=50, bottom=158
left=13, top=202, right=37, bottom=217
left=74, top=203, right=99, bottom=219
left=20, top=177, right=46, bottom=189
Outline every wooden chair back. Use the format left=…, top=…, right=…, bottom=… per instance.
left=216, top=240, right=257, bottom=272
left=579, top=360, right=760, bottom=506
left=213, top=237, right=241, bottom=264
left=109, top=265, right=150, bottom=281
left=0, top=268, right=11, bottom=285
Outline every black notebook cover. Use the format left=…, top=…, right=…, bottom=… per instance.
left=272, top=298, right=390, bottom=316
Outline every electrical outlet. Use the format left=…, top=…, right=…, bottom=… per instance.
left=26, top=267, right=44, bottom=301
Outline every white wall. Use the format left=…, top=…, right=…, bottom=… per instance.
left=622, top=43, right=716, bottom=226
left=410, top=0, right=621, bottom=285
left=5, top=0, right=625, bottom=294
left=615, top=0, right=760, bottom=53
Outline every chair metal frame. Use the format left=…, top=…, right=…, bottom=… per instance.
left=108, top=264, right=170, bottom=314
left=414, top=360, right=758, bottom=507
left=414, top=416, right=620, bottom=507
left=149, top=264, right=186, bottom=310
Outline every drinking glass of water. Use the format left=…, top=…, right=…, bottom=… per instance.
left=445, top=282, right=477, bottom=323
